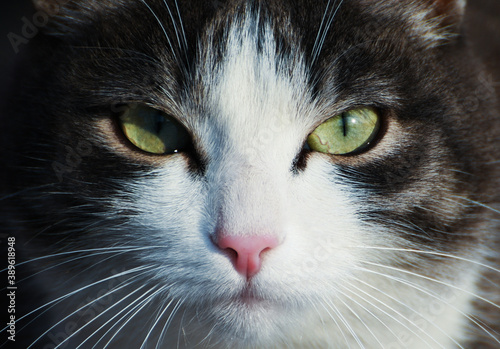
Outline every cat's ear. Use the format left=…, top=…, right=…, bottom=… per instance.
left=409, top=0, right=467, bottom=48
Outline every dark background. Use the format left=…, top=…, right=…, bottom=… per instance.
left=1, top=1, right=36, bottom=96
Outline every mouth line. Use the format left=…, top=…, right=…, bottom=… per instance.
left=231, top=284, right=268, bottom=307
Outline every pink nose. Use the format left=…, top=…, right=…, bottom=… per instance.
left=217, top=235, right=279, bottom=278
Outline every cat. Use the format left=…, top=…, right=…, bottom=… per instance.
left=1, top=0, right=499, bottom=348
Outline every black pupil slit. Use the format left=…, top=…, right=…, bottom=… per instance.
left=155, top=116, right=163, bottom=134
left=342, top=113, right=347, bottom=137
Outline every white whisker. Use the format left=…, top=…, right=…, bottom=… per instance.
left=359, top=265, right=500, bottom=345
left=322, top=296, right=363, bottom=348
left=311, top=296, right=352, bottom=348
left=339, top=280, right=437, bottom=348
left=155, top=298, right=184, bottom=349
left=349, top=275, right=465, bottom=349
left=15, top=258, right=150, bottom=335
left=16, top=250, right=129, bottom=284
left=334, top=290, right=386, bottom=348
left=162, top=0, right=188, bottom=64
left=90, top=287, right=161, bottom=349
left=363, top=260, right=500, bottom=311
left=73, top=285, right=149, bottom=349
left=140, top=297, right=175, bottom=348
left=11, top=246, right=165, bottom=270
left=449, top=195, right=500, bottom=215
left=311, top=0, right=333, bottom=64
left=139, top=0, right=179, bottom=63
left=311, top=0, right=345, bottom=65
left=11, top=266, right=153, bottom=330
left=102, top=286, right=169, bottom=348
left=344, top=277, right=458, bottom=348
left=355, top=246, right=500, bottom=275
left=173, top=0, right=188, bottom=52
left=27, top=273, right=148, bottom=349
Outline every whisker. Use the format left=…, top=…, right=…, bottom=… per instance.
left=90, top=287, right=162, bottom=349
left=173, top=0, right=188, bottom=52
left=22, top=218, right=74, bottom=246
left=449, top=195, right=500, bottom=215
left=349, top=275, right=466, bottom=348
left=0, top=183, right=57, bottom=201
left=311, top=298, right=351, bottom=348
left=334, top=291, right=385, bottom=348
left=102, top=285, right=169, bottom=348
left=139, top=0, right=179, bottom=64
left=161, top=0, right=188, bottom=63
left=15, top=250, right=130, bottom=284
left=322, top=295, right=362, bottom=348
left=359, top=264, right=500, bottom=344
left=15, top=257, right=149, bottom=335
left=73, top=285, right=149, bottom=349
left=304, top=296, right=335, bottom=345
left=340, top=280, right=437, bottom=348
left=363, top=260, right=500, bottom=311
left=344, top=277, right=458, bottom=348
left=27, top=273, right=149, bottom=349
left=196, top=314, right=220, bottom=348
left=355, top=246, right=500, bottom=276
left=141, top=297, right=176, bottom=348
left=312, top=0, right=345, bottom=65
left=55, top=282, right=151, bottom=349
left=10, top=246, right=165, bottom=270
left=155, top=298, right=184, bottom=349
left=311, top=0, right=333, bottom=64
left=175, top=308, right=189, bottom=349
left=9, top=265, right=153, bottom=331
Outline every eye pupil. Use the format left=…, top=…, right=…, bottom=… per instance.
left=155, top=117, right=163, bottom=134
left=341, top=114, right=348, bottom=137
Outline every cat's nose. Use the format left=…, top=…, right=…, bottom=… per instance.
left=216, top=235, right=279, bottom=278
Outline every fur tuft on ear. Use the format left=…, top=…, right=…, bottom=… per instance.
left=359, top=0, right=468, bottom=48
left=405, top=0, right=468, bottom=48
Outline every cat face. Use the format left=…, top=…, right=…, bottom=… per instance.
left=2, top=0, right=499, bottom=348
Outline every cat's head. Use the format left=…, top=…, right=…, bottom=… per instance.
left=2, top=0, right=499, bottom=347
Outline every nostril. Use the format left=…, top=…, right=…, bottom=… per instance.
left=222, top=246, right=238, bottom=263
left=216, top=235, right=279, bottom=278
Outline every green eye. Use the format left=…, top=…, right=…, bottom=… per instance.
left=307, top=107, right=381, bottom=155
left=118, top=104, right=191, bottom=155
